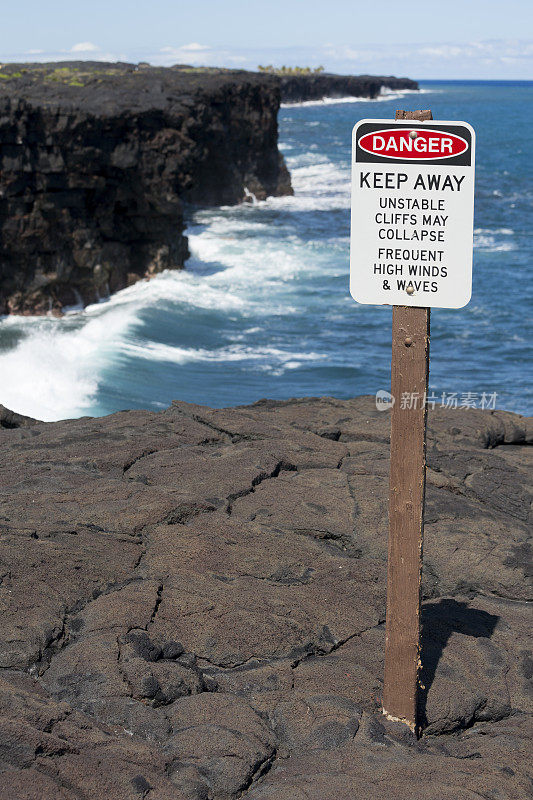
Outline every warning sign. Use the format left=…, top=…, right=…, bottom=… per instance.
left=350, top=119, right=475, bottom=308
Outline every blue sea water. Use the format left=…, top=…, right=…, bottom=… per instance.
left=0, top=81, right=531, bottom=421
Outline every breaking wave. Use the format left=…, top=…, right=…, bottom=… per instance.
left=0, top=149, right=351, bottom=420
left=0, top=81, right=529, bottom=419
left=281, top=87, right=433, bottom=108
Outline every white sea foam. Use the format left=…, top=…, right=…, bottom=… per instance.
left=0, top=306, right=138, bottom=420
left=0, top=234, right=314, bottom=420
left=210, top=150, right=351, bottom=214
left=260, top=156, right=351, bottom=212
left=0, top=132, right=352, bottom=421
left=121, top=340, right=326, bottom=367
left=281, top=87, right=432, bottom=108
left=0, top=261, right=263, bottom=421
left=1, top=84, right=508, bottom=422
left=186, top=157, right=351, bottom=275
left=474, top=230, right=516, bottom=252
left=186, top=230, right=307, bottom=292
left=474, top=228, right=514, bottom=236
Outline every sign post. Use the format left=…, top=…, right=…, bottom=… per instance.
left=350, top=109, right=475, bottom=733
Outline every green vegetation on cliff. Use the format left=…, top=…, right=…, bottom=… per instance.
left=258, top=65, right=325, bottom=75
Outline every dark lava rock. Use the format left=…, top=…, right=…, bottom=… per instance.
left=162, top=641, right=185, bottom=660
left=279, top=72, right=418, bottom=103
left=140, top=675, right=161, bottom=699
left=0, top=397, right=530, bottom=799
left=0, top=61, right=292, bottom=315
left=126, top=631, right=163, bottom=662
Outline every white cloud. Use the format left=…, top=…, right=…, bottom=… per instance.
left=155, top=44, right=212, bottom=65
left=180, top=43, right=209, bottom=52
left=70, top=42, right=100, bottom=53
left=299, top=39, right=533, bottom=78
left=3, top=38, right=532, bottom=79
left=153, top=42, right=247, bottom=67
left=11, top=47, right=122, bottom=64
left=155, top=42, right=217, bottom=65
left=419, top=45, right=464, bottom=58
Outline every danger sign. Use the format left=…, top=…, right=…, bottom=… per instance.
left=350, top=119, right=475, bottom=308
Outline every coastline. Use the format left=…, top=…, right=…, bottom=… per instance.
left=0, top=80, right=529, bottom=424
left=280, top=86, right=427, bottom=107
left=0, top=63, right=418, bottom=317
left=0, top=62, right=292, bottom=315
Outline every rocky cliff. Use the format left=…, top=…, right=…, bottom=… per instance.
left=0, top=396, right=531, bottom=799
left=0, top=62, right=292, bottom=315
left=279, top=73, right=418, bottom=103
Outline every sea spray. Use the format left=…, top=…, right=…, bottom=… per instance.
left=0, top=81, right=530, bottom=418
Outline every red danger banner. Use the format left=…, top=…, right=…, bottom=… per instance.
left=358, top=128, right=468, bottom=161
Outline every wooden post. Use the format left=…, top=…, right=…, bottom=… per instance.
left=382, top=109, right=432, bottom=734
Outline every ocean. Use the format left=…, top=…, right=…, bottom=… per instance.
left=0, top=80, right=531, bottom=421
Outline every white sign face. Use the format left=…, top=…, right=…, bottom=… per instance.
left=350, top=119, right=475, bottom=309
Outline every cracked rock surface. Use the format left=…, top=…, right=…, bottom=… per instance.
left=0, top=396, right=531, bottom=799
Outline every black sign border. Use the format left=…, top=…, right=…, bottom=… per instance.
left=355, top=122, right=472, bottom=167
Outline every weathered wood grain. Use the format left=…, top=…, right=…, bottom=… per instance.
left=382, top=109, right=433, bottom=732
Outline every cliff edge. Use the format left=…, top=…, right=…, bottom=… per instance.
left=279, top=72, right=418, bottom=102
left=0, top=62, right=292, bottom=315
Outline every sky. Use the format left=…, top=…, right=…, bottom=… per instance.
left=2, top=0, right=532, bottom=79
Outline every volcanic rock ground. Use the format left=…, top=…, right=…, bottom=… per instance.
left=0, top=397, right=531, bottom=799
